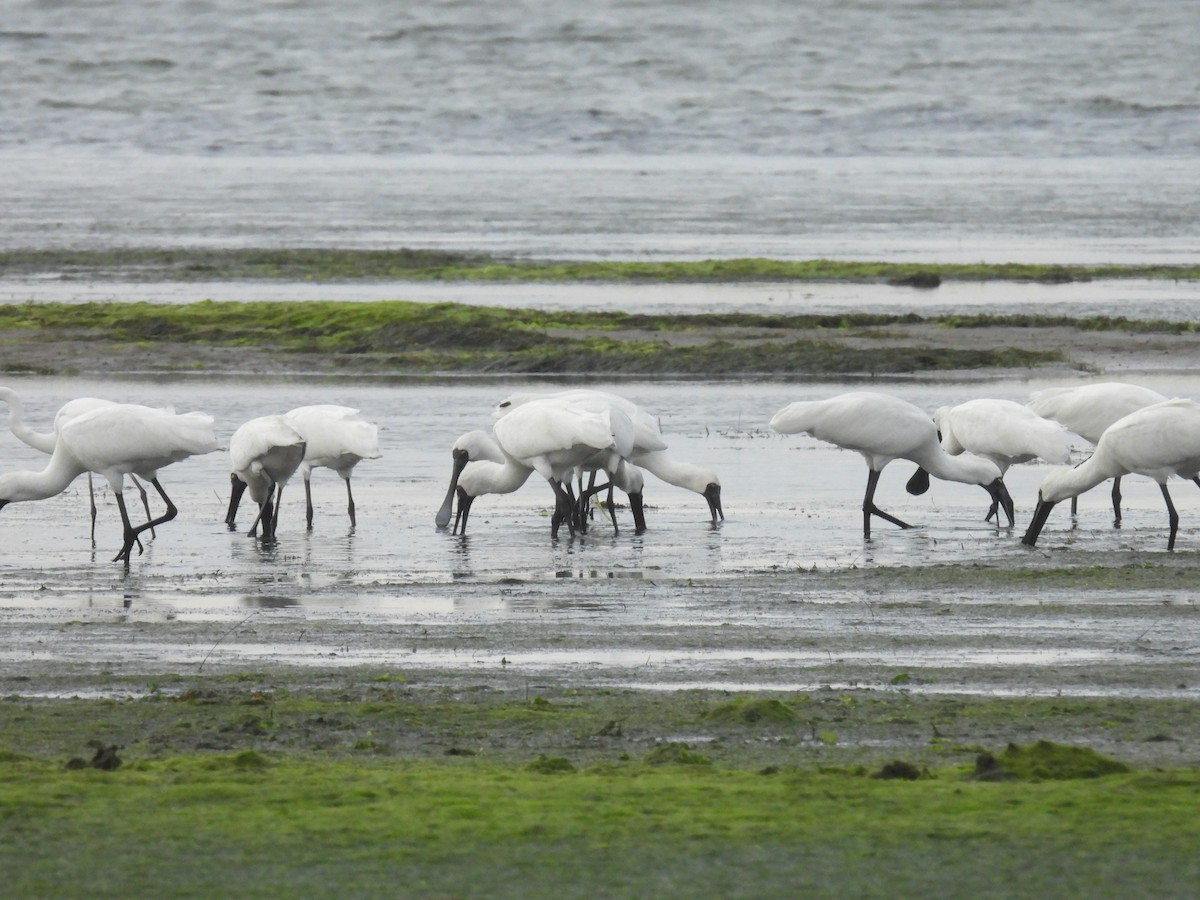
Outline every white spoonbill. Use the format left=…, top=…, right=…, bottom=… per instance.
left=434, top=429, right=509, bottom=530
left=1027, top=382, right=1168, bottom=521
left=769, top=392, right=1012, bottom=539
left=226, top=415, right=307, bottom=541
left=1021, top=399, right=1200, bottom=551
left=0, top=404, right=219, bottom=565
left=479, top=397, right=640, bottom=539
left=494, top=388, right=723, bottom=523
left=452, top=445, right=646, bottom=536
left=286, top=405, right=380, bottom=529
left=907, top=398, right=1070, bottom=526
left=0, top=386, right=162, bottom=540
left=437, top=398, right=650, bottom=536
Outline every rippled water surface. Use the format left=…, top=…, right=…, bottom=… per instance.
left=2, top=0, right=1198, bottom=260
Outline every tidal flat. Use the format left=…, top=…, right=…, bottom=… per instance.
left=2, top=257, right=1200, bottom=896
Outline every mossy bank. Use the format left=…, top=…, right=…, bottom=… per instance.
left=9, top=297, right=1200, bottom=378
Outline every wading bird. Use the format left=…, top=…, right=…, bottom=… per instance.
left=434, top=429, right=509, bottom=530
left=494, top=388, right=722, bottom=524
left=1022, top=399, right=1200, bottom=551
left=226, top=415, right=307, bottom=541
left=907, top=398, right=1070, bottom=526
left=451, top=398, right=643, bottom=539
left=770, top=392, right=1012, bottom=539
left=285, top=405, right=380, bottom=529
left=1027, top=382, right=1168, bottom=521
left=0, top=387, right=163, bottom=540
left=0, top=404, right=219, bottom=565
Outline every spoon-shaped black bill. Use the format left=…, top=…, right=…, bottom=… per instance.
left=1021, top=494, right=1057, bottom=546
left=704, top=483, right=724, bottom=523
left=629, top=490, right=647, bottom=534
left=225, top=474, right=247, bottom=526
left=906, top=467, right=931, bottom=496
left=435, top=449, right=470, bottom=529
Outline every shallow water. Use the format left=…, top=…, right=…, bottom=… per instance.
left=3, top=375, right=1199, bottom=701
left=3, top=0, right=1200, bottom=262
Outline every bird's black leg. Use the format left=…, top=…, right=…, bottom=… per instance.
left=269, top=483, right=285, bottom=539
left=247, top=479, right=275, bottom=538
left=345, top=478, right=356, bottom=529
left=453, top=486, right=474, bottom=535
left=131, top=474, right=156, bottom=538
left=305, top=477, right=315, bottom=531
left=577, top=471, right=597, bottom=534
left=88, top=473, right=98, bottom=545
left=579, top=477, right=619, bottom=534
left=1160, top=483, right=1180, bottom=551
left=112, top=492, right=136, bottom=566
left=1112, top=476, right=1123, bottom=524
left=862, top=468, right=912, bottom=539
left=550, top=480, right=575, bottom=539
left=114, top=479, right=178, bottom=564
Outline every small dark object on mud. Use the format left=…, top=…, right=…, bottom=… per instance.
left=888, top=271, right=942, bottom=289
left=873, top=760, right=923, bottom=780
left=445, top=747, right=477, bottom=756
left=66, top=741, right=122, bottom=771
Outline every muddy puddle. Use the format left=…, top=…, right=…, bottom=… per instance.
left=2, top=375, right=1200, bottom=703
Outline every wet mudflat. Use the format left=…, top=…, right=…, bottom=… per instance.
left=2, top=373, right=1199, bottom=771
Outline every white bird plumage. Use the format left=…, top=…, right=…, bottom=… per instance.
left=226, top=415, right=307, bottom=541
left=769, top=392, right=1012, bottom=539
left=493, top=389, right=722, bottom=523
left=443, top=397, right=643, bottom=538
left=0, top=387, right=166, bottom=540
left=1027, top=382, right=1169, bottom=521
left=0, top=403, right=219, bottom=564
left=1022, top=398, right=1200, bottom=551
left=284, top=405, right=381, bottom=529
left=911, top=398, right=1072, bottom=525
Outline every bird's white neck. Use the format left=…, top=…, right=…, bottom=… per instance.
left=1039, top=456, right=1116, bottom=503
left=630, top=449, right=716, bottom=494
left=0, top=445, right=87, bottom=503
left=0, top=389, right=57, bottom=454
left=914, top=446, right=1000, bottom=487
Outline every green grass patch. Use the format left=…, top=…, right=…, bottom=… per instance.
left=1, top=751, right=1197, bottom=897
left=4, top=248, right=1200, bottom=283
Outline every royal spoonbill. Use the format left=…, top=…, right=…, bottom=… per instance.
left=0, top=404, right=219, bottom=565
left=286, top=405, right=380, bottom=529
left=1022, top=399, right=1200, bottom=551
left=441, top=428, right=646, bottom=537
left=0, top=387, right=164, bottom=540
left=484, top=397, right=640, bottom=538
left=908, top=398, right=1070, bottom=526
left=1027, top=382, right=1169, bottom=521
left=434, top=429, right=509, bottom=530
left=226, top=415, right=307, bottom=541
left=770, top=392, right=1012, bottom=539
left=494, top=388, right=722, bottom=523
